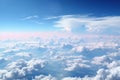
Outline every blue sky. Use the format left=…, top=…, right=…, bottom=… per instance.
left=0, top=0, right=120, bottom=33
left=0, top=1, right=120, bottom=79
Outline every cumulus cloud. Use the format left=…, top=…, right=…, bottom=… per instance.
left=94, top=66, right=120, bottom=80
left=62, top=66, right=120, bottom=80
left=92, top=55, right=112, bottom=66
left=0, top=35, right=120, bottom=80
left=0, top=59, right=46, bottom=80
left=55, top=15, right=120, bottom=34
left=64, top=58, right=90, bottom=71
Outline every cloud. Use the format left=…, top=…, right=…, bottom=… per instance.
left=22, top=15, right=44, bottom=25
left=31, top=20, right=43, bottom=24
left=0, top=35, right=120, bottom=80
left=94, top=66, right=120, bottom=80
left=0, top=57, right=8, bottom=63
left=44, top=15, right=75, bottom=20
left=107, top=60, right=120, bottom=69
left=44, top=16, right=60, bottom=20
left=64, top=58, right=90, bottom=71
left=92, top=55, right=112, bottom=66
left=22, top=15, right=39, bottom=20
left=0, top=59, right=46, bottom=80
left=15, top=52, right=32, bottom=58
left=34, top=75, right=56, bottom=80
left=54, top=15, right=120, bottom=34
left=62, top=66, right=120, bottom=80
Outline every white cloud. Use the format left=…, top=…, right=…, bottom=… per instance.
left=92, top=55, right=112, bottom=66
left=34, top=75, right=56, bottom=80
left=31, top=20, right=43, bottom=24
left=62, top=66, right=120, bottom=80
left=109, top=52, right=120, bottom=58
left=62, top=77, right=82, bottom=80
left=0, top=35, right=120, bottom=80
left=55, top=15, right=120, bottom=34
left=72, top=46, right=84, bottom=52
left=22, top=15, right=39, bottom=20
left=15, top=52, right=32, bottom=58
left=64, top=58, right=90, bottom=71
left=107, top=61, right=120, bottom=69
left=0, top=57, right=8, bottom=63
left=0, top=59, right=46, bottom=80
left=94, top=66, right=120, bottom=80
left=22, top=15, right=43, bottom=25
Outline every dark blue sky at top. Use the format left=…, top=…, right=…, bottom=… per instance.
left=0, top=0, right=120, bottom=32
left=0, top=0, right=120, bottom=18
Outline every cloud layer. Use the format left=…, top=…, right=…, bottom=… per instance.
left=0, top=35, right=119, bottom=80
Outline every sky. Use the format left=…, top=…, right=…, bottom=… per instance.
left=0, top=0, right=120, bottom=34
left=0, top=0, right=120, bottom=80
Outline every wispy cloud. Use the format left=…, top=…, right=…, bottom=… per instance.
left=22, top=15, right=43, bottom=25
left=22, top=15, right=39, bottom=20
left=44, top=16, right=60, bottom=20
left=31, top=20, right=43, bottom=24
left=44, top=15, right=75, bottom=20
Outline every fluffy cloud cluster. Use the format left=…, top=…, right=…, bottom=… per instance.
left=0, top=36, right=119, bottom=80
left=0, top=59, right=46, bottom=80
left=62, top=64, right=120, bottom=80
